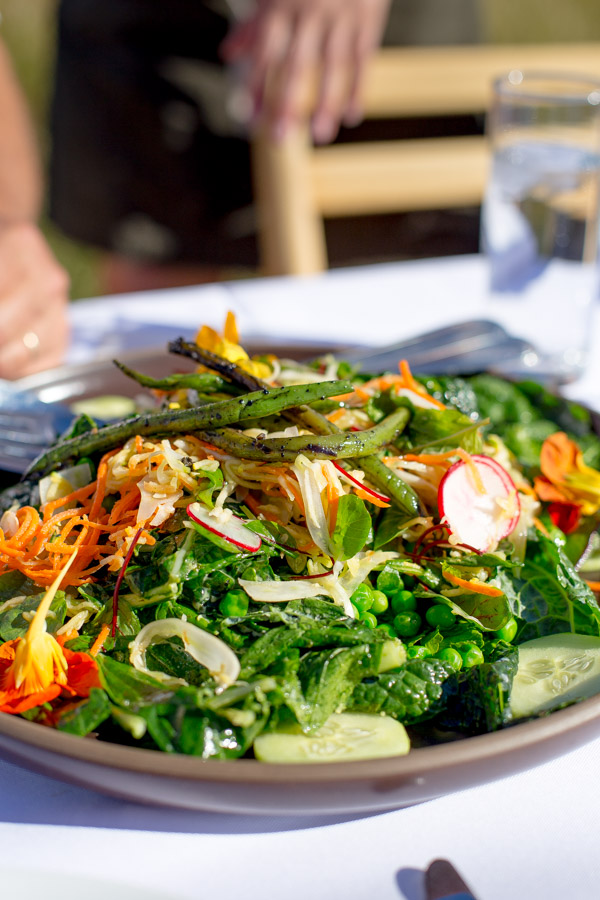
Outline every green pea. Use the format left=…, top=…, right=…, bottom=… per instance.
left=391, top=590, right=417, bottom=614
left=425, top=604, right=456, bottom=629
left=370, top=590, right=389, bottom=615
left=377, top=623, right=397, bottom=638
left=435, top=647, right=463, bottom=671
left=460, top=644, right=485, bottom=668
left=360, top=611, right=378, bottom=629
left=406, top=645, right=429, bottom=660
left=393, top=611, right=422, bottom=638
left=495, top=617, right=518, bottom=642
left=219, top=590, right=249, bottom=617
left=351, top=584, right=374, bottom=613
left=376, top=568, right=403, bottom=596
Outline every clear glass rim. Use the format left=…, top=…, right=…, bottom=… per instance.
left=494, top=70, right=600, bottom=105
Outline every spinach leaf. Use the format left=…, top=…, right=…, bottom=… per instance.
left=408, top=407, right=483, bottom=454
left=145, top=636, right=211, bottom=686
left=0, top=591, right=67, bottom=641
left=348, top=657, right=456, bottom=723
left=0, top=571, right=39, bottom=604
left=414, top=580, right=510, bottom=632
left=138, top=681, right=270, bottom=758
left=437, top=642, right=517, bottom=734
left=98, top=655, right=175, bottom=710
left=298, top=644, right=379, bottom=732
left=56, top=688, right=112, bottom=736
left=373, top=507, right=416, bottom=550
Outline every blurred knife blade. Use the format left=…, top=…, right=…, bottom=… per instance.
left=424, top=859, right=479, bottom=900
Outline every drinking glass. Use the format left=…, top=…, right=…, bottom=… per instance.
left=481, top=71, right=600, bottom=383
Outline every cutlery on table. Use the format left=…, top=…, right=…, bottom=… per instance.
left=339, top=319, right=533, bottom=375
left=424, top=858, right=480, bottom=900
left=0, top=382, right=74, bottom=474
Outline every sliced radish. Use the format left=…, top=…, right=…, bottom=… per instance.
left=332, top=461, right=390, bottom=504
left=437, top=454, right=520, bottom=552
left=187, top=502, right=261, bottom=552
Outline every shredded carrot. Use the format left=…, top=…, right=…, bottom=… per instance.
left=533, top=517, right=550, bottom=537
left=455, top=449, right=486, bottom=494
left=322, top=465, right=340, bottom=533
left=443, top=571, right=504, bottom=597
left=397, top=359, right=446, bottom=409
left=402, top=450, right=458, bottom=466
left=354, top=487, right=390, bottom=508
left=585, top=580, right=600, bottom=592
left=42, top=482, right=96, bottom=521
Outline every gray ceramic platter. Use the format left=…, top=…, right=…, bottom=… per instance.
left=2, top=347, right=600, bottom=814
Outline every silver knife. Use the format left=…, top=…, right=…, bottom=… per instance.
left=424, top=859, right=480, bottom=900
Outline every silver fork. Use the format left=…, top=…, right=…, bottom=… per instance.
left=0, top=384, right=74, bottom=474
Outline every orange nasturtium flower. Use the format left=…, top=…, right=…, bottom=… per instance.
left=195, top=311, right=272, bottom=379
left=534, top=432, right=600, bottom=533
left=0, top=553, right=100, bottom=715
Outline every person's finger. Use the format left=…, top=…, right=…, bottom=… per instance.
left=266, top=13, right=321, bottom=140
left=0, top=268, right=66, bottom=344
left=0, top=301, right=69, bottom=379
left=311, top=16, right=354, bottom=144
left=220, top=17, right=258, bottom=63
left=0, top=235, right=68, bottom=345
left=241, top=9, right=293, bottom=123
left=344, top=0, right=391, bottom=125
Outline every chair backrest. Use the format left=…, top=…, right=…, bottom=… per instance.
left=251, top=43, right=600, bottom=276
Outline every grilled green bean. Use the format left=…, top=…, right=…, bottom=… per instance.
left=200, top=408, right=409, bottom=461
left=169, top=338, right=422, bottom=515
left=25, top=379, right=352, bottom=476
left=114, top=360, right=236, bottom=394
left=168, top=339, right=265, bottom=393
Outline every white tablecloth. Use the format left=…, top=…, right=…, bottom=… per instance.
left=4, top=254, right=600, bottom=900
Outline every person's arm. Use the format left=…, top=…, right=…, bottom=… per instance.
left=221, top=0, right=392, bottom=143
left=0, top=40, right=69, bottom=379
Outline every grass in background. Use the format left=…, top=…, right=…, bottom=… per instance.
left=2, top=0, right=600, bottom=300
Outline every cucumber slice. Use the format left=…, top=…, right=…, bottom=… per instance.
left=253, top=712, right=410, bottom=763
left=70, top=395, right=137, bottom=421
left=510, top=633, right=600, bottom=719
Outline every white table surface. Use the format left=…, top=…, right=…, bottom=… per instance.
left=4, top=254, right=600, bottom=900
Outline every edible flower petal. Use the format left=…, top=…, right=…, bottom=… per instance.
left=535, top=432, right=600, bottom=516
left=0, top=553, right=100, bottom=714
left=195, top=313, right=271, bottom=379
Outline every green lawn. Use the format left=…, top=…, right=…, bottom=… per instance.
left=3, top=0, right=600, bottom=299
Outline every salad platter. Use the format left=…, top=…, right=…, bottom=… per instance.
left=1, top=318, right=600, bottom=814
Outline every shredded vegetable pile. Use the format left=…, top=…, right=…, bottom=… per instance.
left=1, top=314, right=600, bottom=762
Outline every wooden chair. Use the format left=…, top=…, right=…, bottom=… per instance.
left=251, top=43, right=600, bottom=276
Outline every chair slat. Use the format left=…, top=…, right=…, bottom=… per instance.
left=311, top=136, right=488, bottom=216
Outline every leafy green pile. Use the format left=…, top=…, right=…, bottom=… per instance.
left=2, top=356, right=600, bottom=760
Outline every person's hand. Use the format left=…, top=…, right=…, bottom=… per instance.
left=221, top=0, right=391, bottom=143
left=0, top=222, right=70, bottom=379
